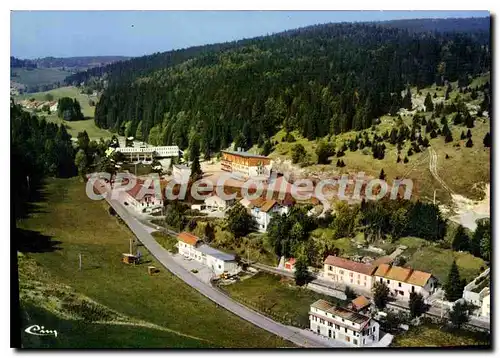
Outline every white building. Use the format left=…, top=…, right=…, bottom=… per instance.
left=240, top=197, right=289, bottom=232
left=49, top=102, right=58, bottom=112
left=204, top=194, right=235, bottom=211
left=177, top=232, right=241, bottom=276
left=373, top=264, right=437, bottom=300
left=463, top=268, right=490, bottom=307
left=323, top=256, right=376, bottom=292
left=116, top=146, right=179, bottom=162
left=309, top=299, right=380, bottom=347
left=172, top=164, right=191, bottom=184
left=482, top=294, right=490, bottom=318
left=123, top=180, right=163, bottom=214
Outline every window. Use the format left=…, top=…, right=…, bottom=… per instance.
left=329, top=265, right=333, bottom=271
left=358, top=274, right=360, bottom=278
left=349, top=272, right=353, bottom=277
left=380, top=278, right=383, bottom=283
left=346, top=336, right=350, bottom=342
left=412, top=286, right=415, bottom=293
left=340, top=270, right=344, bottom=275
left=344, top=328, right=348, bottom=333
left=398, top=282, right=402, bottom=287
left=328, top=322, right=333, bottom=327
left=373, top=327, right=376, bottom=333
left=357, top=280, right=360, bottom=285
left=218, top=265, right=221, bottom=269
left=335, top=324, right=340, bottom=330
left=354, top=339, right=358, bottom=345
left=387, top=279, right=390, bottom=284
left=350, top=279, right=353, bottom=283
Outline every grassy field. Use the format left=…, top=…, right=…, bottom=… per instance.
left=391, top=323, right=490, bottom=347
left=15, top=86, right=112, bottom=140
left=11, top=68, right=73, bottom=86
left=406, top=245, right=485, bottom=283
left=151, top=231, right=178, bottom=253
left=222, top=272, right=345, bottom=328
left=20, top=303, right=211, bottom=348
left=16, top=177, right=294, bottom=348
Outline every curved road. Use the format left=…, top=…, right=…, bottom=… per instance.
left=105, top=194, right=329, bottom=348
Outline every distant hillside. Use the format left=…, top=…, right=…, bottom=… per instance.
left=10, top=56, right=130, bottom=93
left=83, top=17, right=489, bottom=156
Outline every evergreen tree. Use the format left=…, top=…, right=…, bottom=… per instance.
left=465, top=138, right=473, bottom=147
left=294, top=255, right=310, bottom=286
left=466, top=129, right=472, bottom=138
left=74, top=149, right=88, bottom=178
left=291, top=143, right=307, bottom=164
left=460, top=131, right=466, bottom=140
left=372, top=281, right=390, bottom=309
left=444, top=261, right=465, bottom=302
left=403, top=156, right=409, bottom=163
left=403, top=88, right=413, bottom=110
left=409, top=292, right=427, bottom=318
left=379, top=169, right=386, bottom=180
left=483, top=132, right=491, bottom=147
left=449, top=301, right=470, bottom=330
left=452, top=225, right=470, bottom=252
left=189, top=136, right=203, bottom=181
left=226, top=203, right=256, bottom=238
left=424, top=92, right=434, bottom=112
left=396, top=155, right=401, bottom=163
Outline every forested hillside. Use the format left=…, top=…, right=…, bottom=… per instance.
left=89, top=17, right=490, bottom=155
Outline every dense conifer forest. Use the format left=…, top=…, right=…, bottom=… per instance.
left=68, top=18, right=491, bottom=155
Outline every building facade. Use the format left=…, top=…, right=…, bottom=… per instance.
left=221, top=149, right=272, bottom=178
left=463, top=268, right=490, bottom=307
left=204, top=194, right=235, bottom=211
left=123, top=180, right=163, bottom=213
left=240, top=197, right=289, bottom=232
left=373, top=264, right=437, bottom=300
left=176, top=232, right=241, bottom=276
left=482, top=294, right=490, bottom=318
left=323, top=256, right=376, bottom=291
left=309, top=299, right=380, bottom=347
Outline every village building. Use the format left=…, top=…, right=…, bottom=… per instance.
left=172, top=164, right=191, bottom=184
left=116, top=146, right=179, bottom=162
left=122, top=179, right=163, bottom=214
left=240, top=197, right=289, bottom=232
left=284, top=258, right=296, bottom=271
left=482, top=294, right=490, bottom=318
left=204, top=193, right=235, bottom=211
left=373, top=264, right=437, bottom=300
left=309, top=299, right=380, bottom=347
left=349, top=296, right=371, bottom=313
left=176, top=232, right=241, bottom=276
left=323, top=256, right=376, bottom=291
left=220, top=149, right=272, bottom=179
left=463, top=268, right=490, bottom=307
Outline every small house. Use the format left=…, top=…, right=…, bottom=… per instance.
left=284, top=258, right=296, bottom=271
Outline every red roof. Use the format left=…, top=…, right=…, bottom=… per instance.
left=286, top=258, right=296, bottom=265
left=126, top=179, right=156, bottom=198
left=324, top=256, right=376, bottom=276
left=177, top=232, right=200, bottom=246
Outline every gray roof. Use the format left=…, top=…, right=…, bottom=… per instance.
left=197, top=244, right=236, bottom=262
left=222, top=150, right=268, bottom=159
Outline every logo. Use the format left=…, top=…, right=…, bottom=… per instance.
left=24, top=325, right=58, bottom=338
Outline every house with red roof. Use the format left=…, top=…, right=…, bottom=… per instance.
left=123, top=179, right=163, bottom=214
left=239, top=197, right=289, bottom=232
left=323, top=255, right=377, bottom=291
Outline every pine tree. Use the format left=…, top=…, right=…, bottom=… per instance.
left=403, top=88, right=413, bottom=110
left=403, top=156, right=409, bottom=163
left=466, top=138, right=473, bottom=148
left=445, top=131, right=453, bottom=143
left=409, top=292, right=427, bottom=318
left=444, top=260, right=465, bottom=302
left=466, top=129, right=472, bottom=138
left=396, top=155, right=401, bottom=163
left=452, top=225, right=470, bottom=252
left=424, top=92, right=434, bottom=112
left=189, top=136, right=203, bottom=181
left=294, top=255, right=310, bottom=286
left=460, top=131, right=466, bottom=140
left=372, top=281, right=390, bottom=309
left=483, top=132, right=491, bottom=148
left=449, top=301, right=470, bottom=330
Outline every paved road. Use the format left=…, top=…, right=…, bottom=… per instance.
left=104, top=194, right=331, bottom=348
